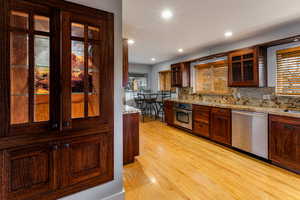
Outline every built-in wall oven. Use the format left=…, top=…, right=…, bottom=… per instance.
left=173, top=103, right=193, bottom=130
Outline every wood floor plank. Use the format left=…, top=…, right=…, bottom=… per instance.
left=123, top=121, right=300, bottom=200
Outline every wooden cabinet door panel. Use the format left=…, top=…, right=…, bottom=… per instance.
left=165, top=109, right=174, bottom=125
left=61, top=133, right=112, bottom=187
left=193, top=121, right=210, bottom=137
left=3, top=143, right=58, bottom=200
left=269, top=117, right=300, bottom=171
left=211, top=112, right=231, bottom=145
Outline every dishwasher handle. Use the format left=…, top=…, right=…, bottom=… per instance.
left=232, top=110, right=267, bottom=117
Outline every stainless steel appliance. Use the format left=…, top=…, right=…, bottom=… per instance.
left=232, top=110, right=268, bottom=159
left=173, top=103, right=193, bottom=130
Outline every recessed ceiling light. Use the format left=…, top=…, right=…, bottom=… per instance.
left=151, top=58, right=156, bottom=61
left=128, top=39, right=135, bottom=45
left=224, top=31, right=233, bottom=38
left=161, top=9, right=173, bottom=20
left=178, top=48, right=183, bottom=53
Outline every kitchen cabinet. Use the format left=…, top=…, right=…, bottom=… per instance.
left=3, top=142, right=58, bottom=200
left=210, top=108, right=232, bottom=145
left=193, top=105, right=211, bottom=137
left=0, top=0, right=114, bottom=199
left=164, top=100, right=174, bottom=125
left=269, top=115, right=300, bottom=172
left=123, top=38, right=129, bottom=87
left=171, top=62, right=190, bottom=87
left=228, top=47, right=260, bottom=87
left=123, top=113, right=140, bottom=165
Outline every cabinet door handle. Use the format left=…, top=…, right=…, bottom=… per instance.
left=52, top=145, right=59, bottom=151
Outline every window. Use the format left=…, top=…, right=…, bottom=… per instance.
left=159, top=70, right=173, bottom=91
left=194, top=60, right=230, bottom=94
left=276, top=46, right=300, bottom=95
left=126, top=74, right=148, bottom=92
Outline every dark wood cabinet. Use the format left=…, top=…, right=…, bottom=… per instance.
left=61, top=134, right=112, bottom=187
left=123, top=113, right=140, bottom=165
left=171, top=62, right=190, bottom=87
left=269, top=115, right=300, bottom=172
left=3, top=143, right=58, bottom=200
left=193, top=105, right=211, bottom=137
left=210, top=108, right=232, bottom=146
left=123, top=38, right=129, bottom=87
left=164, top=100, right=174, bottom=125
left=0, top=0, right=114, bottom=199
left=228, top=47, right=259, bottom=87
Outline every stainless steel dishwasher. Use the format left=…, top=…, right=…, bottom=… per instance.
left=232, top=110, right=268, bottom=159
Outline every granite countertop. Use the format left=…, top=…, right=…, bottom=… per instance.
left=123, top=105, right=141, bottom=115
left=167, top=98, right=300, bottom=118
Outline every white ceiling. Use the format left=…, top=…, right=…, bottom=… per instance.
left=123, top=0, right=300, bottom=64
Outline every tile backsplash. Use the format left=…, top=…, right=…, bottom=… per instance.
left=178, top=87, right=300, bottom=110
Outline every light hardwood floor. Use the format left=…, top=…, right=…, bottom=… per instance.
left=123, top=121, right=300, bottom=200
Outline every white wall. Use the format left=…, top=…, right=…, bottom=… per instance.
left=60, top=0, right=124, bottom=200
left=128, top=63, right=152, bottom=88
left=151, top=21, right=300, bottom=92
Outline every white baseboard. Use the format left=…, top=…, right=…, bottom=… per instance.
left=101, top=189, right=125, bottom=200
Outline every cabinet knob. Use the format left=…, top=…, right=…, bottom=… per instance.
left=52, top=123, right=58, bottom=129
left=64, top=143, right=70, bottom=148
left=64, top=121, right=70, bottom=127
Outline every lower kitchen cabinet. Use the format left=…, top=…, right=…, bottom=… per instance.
left=193, top=105, right=211, bottom=137
left=2, top=142, right=58, bottom=200
left=269, top=115, right=300, bottom=172
left=123, top=113, right=140, bottom=165
left=61, top=134, right=112, bottom=187
left=210, top=108, right=232, bottom=146
left=1, top=133, right=113, bottom=200
left=164, top=101, right=174, bottom=125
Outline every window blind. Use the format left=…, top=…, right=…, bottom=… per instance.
left=159, top=70, right=173, bottom=91
left=276, top=46, right=300, bottom=95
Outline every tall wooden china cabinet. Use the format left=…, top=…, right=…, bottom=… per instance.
left=0, top=0, right=114, bottom=199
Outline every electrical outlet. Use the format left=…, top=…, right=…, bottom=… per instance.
left=236, top=93, right=241, bottom=98
left=263, top=95, right=271, bottom=100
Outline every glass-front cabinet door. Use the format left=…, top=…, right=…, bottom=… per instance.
left=8, top=1, right=56, bottom=135
left=61, top=12, right=108, bottom=130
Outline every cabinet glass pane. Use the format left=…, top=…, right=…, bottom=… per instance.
left=10, top=11, right=28, bottom=29
left=34, top=35, right=50, bottom=122
left=10, top=32, right=29, bottom=124
left=34, top=15, right=50, bottom=32
left=243, top=53, right=253, bottom=59
left=88, top=44, right=100, bottom=117
left=232, top=56, right=241, bottom=62
left=71, top=41, right=85, bottom=118
left=232, top=62, right=242, bottom=82
left=243, top=60, right=254, bottom=81
left=71, top=23, right=84, bottom=38
left=88, top=26, right=100, bottom=40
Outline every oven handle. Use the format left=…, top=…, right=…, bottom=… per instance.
left=173, top=108, right=192, bottom=113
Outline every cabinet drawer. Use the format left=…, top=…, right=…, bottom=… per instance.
left=193, top=109, right=210, bottom=123
left=193, top=121, right=210, bottom=137
left=211, top=107, right=231, bottom=116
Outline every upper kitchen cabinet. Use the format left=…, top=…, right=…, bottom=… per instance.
left=171, top=62, right=190, bottom=87
left=6, top=1, right=59, bottom=136
left=228, top=47, right=265, bottom=87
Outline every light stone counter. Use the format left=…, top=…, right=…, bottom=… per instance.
left=167, top=98, right=300, bottom=118
left=122, top=105, right=141, bottom=115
